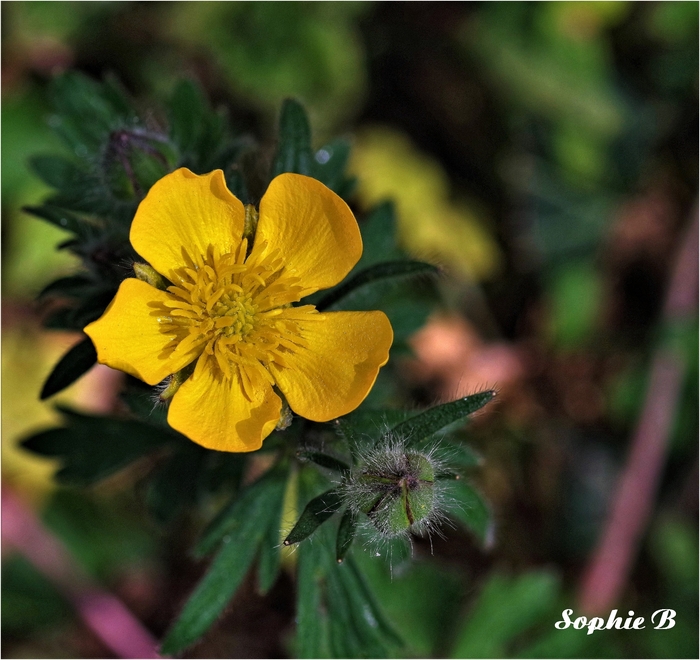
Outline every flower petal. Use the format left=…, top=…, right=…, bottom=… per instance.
left=255, top=173, right=362, bottom=293
left=269, top=311, right=393, bottom=421
left=168, top=356, right=282, bottom=452
left=84, top=279, right=200, bottom=385
left=130, top=168, right=245, bottom=280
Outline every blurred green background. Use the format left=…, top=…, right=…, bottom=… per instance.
left=2, top=2, right=697, bottom=658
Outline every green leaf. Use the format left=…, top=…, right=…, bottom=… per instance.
left=284, top=489, right=343, bottom=546
left=442, top=479, right=493, bottom=546
left=161, top=470, right=286, bottom=655
left=29, top=155, right=84, bottom=190
left=23, top=204, right=92, bottom=237
left=37, top=274, right=93, bottom=299
left=316, top=260, right=439, bottom=311
left=21, top=407, right=177, bottom=486
left=450, top=572, right=560, bottom=659
left=310, top=138, right=353, bottom=194
left=195, top=467, right=287, bottom=558
left=336, top=409, right=414, bottom=445
left=40, top=336, right=96, bottom=400
left=296, top=524, right=332, bottom=658
left=335, top=508, right=357, bottom=563
left=297, top=449, right=350, bottom=473
left=356, top=202, right=403, bottom=269
left=146, top=443, right=206, bottom=524
left=271, top=98, right=313, bottom=177
left=391, top=390, right=496, bottom=445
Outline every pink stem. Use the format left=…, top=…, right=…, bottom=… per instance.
left=2, top=486, right=162, bottom=659
left=578, top=211, right=698, bottom=614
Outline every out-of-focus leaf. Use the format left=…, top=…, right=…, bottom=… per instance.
left=316, top=260, right=439, bottom=311
left=161, top=470, right=286, bottom=655
left=29, top=155, right=84, bottom=190
left=1, top=557, right=70, bottom=635
left=284, top=489, right=343, bottom=546
left=311, top=138, right=353, bottom=195
left=21, top=407, right=177, bottom=485
left=442, top=479, right=493, bottom=546
left=353, top=549, right=460, bottom=656
left=271, top=98, right=313, bottom=178
left=146, top=443, right=206, bottom=525
left=37, top=274, right=93, bottom=299
left=22, top=204, right=93, bottom=237
left=391, top=390, right=496, bottom=445
left=450, top=571, right=560, bottom=659
left=40, top=336, right=96, bottom=400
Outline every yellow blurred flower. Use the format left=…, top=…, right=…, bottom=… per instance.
left=85, top=169, right=392, bottom=452
left=350, top=127, right=501, bottom=281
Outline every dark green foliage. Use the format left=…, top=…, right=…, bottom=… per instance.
left=296, top=519, right=403, bottom=658
left=336, top=508, right=358, bottom=563
left=2, top=557, right=71, bottom=636
left=271, top=98, right=313, bottom=178
left=316, top=259, right=439, bottom=311
left=442, top=479, right=493, bottom=546
left=391, top=389, right=497, bottom=445
left=297, top=448, right=351, bottom=473
left=284, top=488, right=344, bottom=546
left=161, top=468, right=287, bottom=655
left=21, top=406, right=178, bottom=486
left=40, top=336, right=97, bottom=400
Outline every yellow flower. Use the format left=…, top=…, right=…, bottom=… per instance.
left=84, top=169, right=393, bottom=452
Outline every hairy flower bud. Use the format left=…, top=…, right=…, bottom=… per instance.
left=340, top=439, right=448, bottom=542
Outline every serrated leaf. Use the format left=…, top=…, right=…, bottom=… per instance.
left=161, top=472, right=286, bottom=655
left=335, top=508, right=357, bottom=563
left=316, top=260, right=439, bottom=311
left=21, top=408, right=177, bottom=486
left=40, top=336, right=96, bottom=400
left=284, top=489, right=343, bottom=546
left=271, top=99, right=313, bottom=178
left=442, top=479, right=492, bottom=546
left=297, top=449, right=350, bottom=473
left=390, top=390, right=496, bottom=445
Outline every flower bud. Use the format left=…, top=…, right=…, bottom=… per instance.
left=133, top=262, right=168, bottom=290
left=340, top=440, right=447, bottom=541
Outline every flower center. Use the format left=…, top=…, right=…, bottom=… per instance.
left=154, top=239, right=317, bottom=388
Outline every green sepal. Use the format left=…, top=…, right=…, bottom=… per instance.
left=40, top=336, right=97, bottom=400
left=271, top=98, right=313, bottom=178
left=315, top=260, right=439, bottom=311
left=284, top=488, right=343, bottom=546
left=335, top=508, right=358, bottom=563
left=390, top=390, right=496, bottom=445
